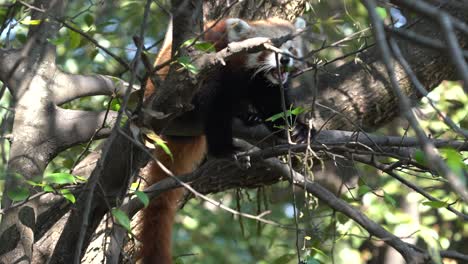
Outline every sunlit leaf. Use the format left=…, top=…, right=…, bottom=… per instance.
left=422, top=200, right=448, bottom=209
left=177, top=56, right=199, bottom=74
left=84, top=14, right=94, bottom=26
left=135, top=190, right=149, bottom=208
left=375, top=7, right=387, bottom=19
left=20, top=19, right=42, bottom=26
left=74, top=175, right=87, bottom=182
left=181, top=38, right=196, bottom=47
left=60, top=189, right=76, bottom=203
left=194, top=42, right=215, bottom=52
left=358, top=185, right=372, bottom=196
left=43, top=185, right=54, bottom=193
left=441, top=148, right=466, bottom=184
left=291, top=106, right=305, bottom=116
left=383, top=193, right=397, bottom=207
left=110, top=99, right=121, bottom=111
left=69, top=29, right=81, bottom=49
left=267, top=107, right=304, bottom=122
left=143, top=129, right=173, bottom=160
left=7, top=186, right=29, bottom=202
left=111, top=208, right=131, bottom=232
left=44, top=172, right=76, bottom=185
left=414, top=150, right=427, bottom=166
left=311, top=247, right=328, bottom=258
left=26, top=180, right=44, bottom=187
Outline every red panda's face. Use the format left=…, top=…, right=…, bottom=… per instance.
left=225, top=17, right=306, bottom=85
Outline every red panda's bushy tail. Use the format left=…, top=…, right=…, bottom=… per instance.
left=138, top=136, right=206, bottom=264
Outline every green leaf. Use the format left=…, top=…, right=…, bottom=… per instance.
left=291, top=106, right=305, bottom=116
left=414, top=150, right=427, bottom=166
left=84, top=14, right=94, bottom=26
left=7, top=186, right=29, bottom=202
left=266, top=112, right=286, bottom=122
left=357, top=185, right=372, bottom=196
left=74, top=175, right=87, bottom=182
left=154, top=137, right=173, bottom=160
left=422, top=200, right=448, bottom=209
left=311, top=246, right=328, bottom=258
left=193, top=42, right=215, bottom=52
left=112, top=208, right=131, bottom=232
left=110, top=99, right=121, bottom=111
left=44, top=172, right=76, bottom=185
left=16, top=33, right=27, bottom=44
left=177, top=56, right=199, bottom=74
left=0, top=7, right=7, bottom=18
left=20, top=19, right=42, bottom=26
left=441, top=148, right=466, bottom=184
left=135, top=190, right=149, bottom=208
left=43, top=185, right=54, bottom=193
left=383, top=192, right=397, bottom=207
left=68, top=29, right=81, bottom=49
left=266, top=107, right=304, bottom=122
left=60, top=189, right=76, bottom=203
left=375, top=7, right=388, bottom=19
left=26, top=180, right=44, bottom=187
left=181, top=38, right=196, bottom=47
left=130, top=182, right=140, bottom=191
left=144, top=130, right=173, bottom=160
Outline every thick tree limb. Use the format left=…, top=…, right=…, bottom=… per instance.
left=49, top=0, right=154, bottom=261
left=54, top=108, right=118, bottom=149
left=52, top=73, right=139, bottom=105
left=0, top=1, right=68, bottom=263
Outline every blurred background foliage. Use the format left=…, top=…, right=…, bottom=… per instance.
left=0, top=0, right=466, bottom=263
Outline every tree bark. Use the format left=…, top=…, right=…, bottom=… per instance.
left=0, top=1, right=67, bottom=263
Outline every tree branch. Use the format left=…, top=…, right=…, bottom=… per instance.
left=51, top=73, right=139, bottom=105
left=0, top=1, right=68, bottom=263
left=54, top=108, right=118, bottom=149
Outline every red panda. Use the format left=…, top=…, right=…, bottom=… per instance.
left=139, top=17, right=306, bottom=264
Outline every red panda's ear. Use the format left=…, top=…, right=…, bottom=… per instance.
left=225, top=18, right=252, bottom=42
left=294, top=17, right=306, bottom=31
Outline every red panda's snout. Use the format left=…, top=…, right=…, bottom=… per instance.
left=260, top=51, right=293, bottom=85
left=248, top=44, right=302, bottom=85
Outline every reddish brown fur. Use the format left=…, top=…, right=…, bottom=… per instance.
left=139, top=137, right=206, bottom=264
left=204, top=20, right=229, bottom=51
left=139, top=19, right=212, bottom=264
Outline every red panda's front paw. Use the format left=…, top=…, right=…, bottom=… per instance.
left=291, top=122, right=316, bottom=144
left=242, top=113, right=264, bottom=126
left=234, top=153, right=251, bottom=170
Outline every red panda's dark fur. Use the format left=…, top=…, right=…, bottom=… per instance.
left=139, top=17, right=305, bottom=264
